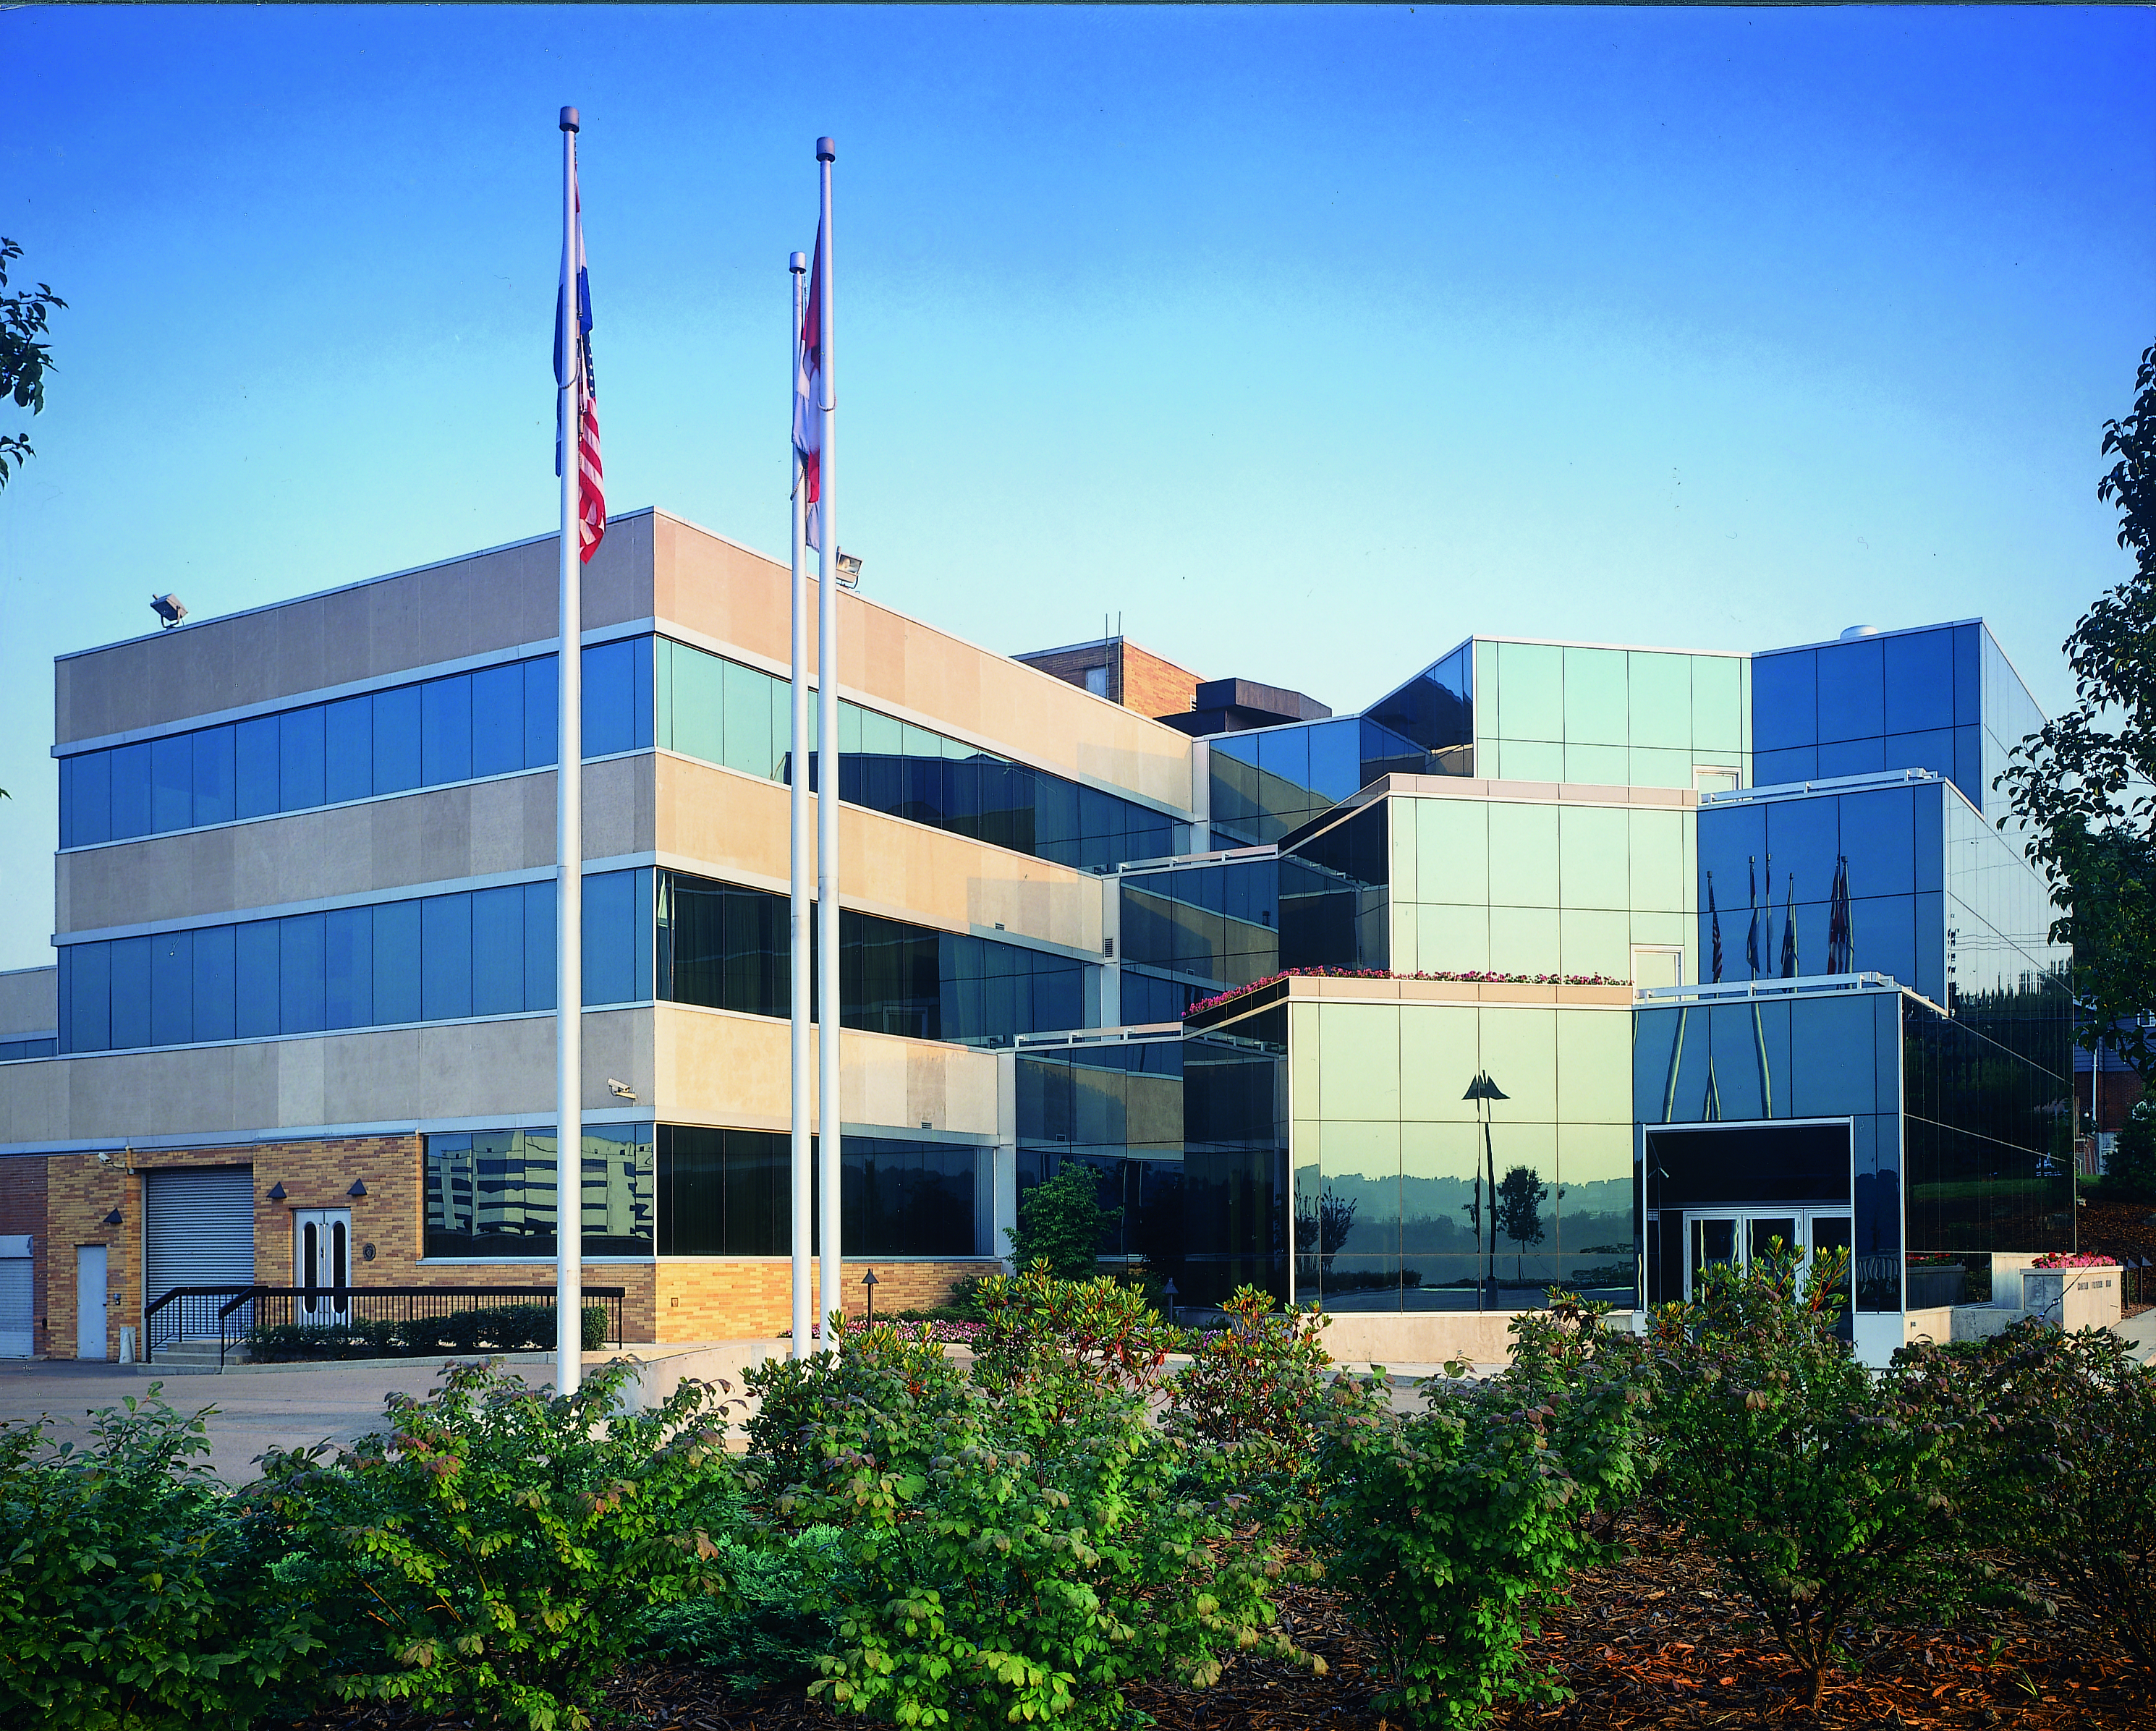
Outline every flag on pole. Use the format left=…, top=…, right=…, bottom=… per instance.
left=794, top=219, right=826, bottom=550
left=1708, top=871, right=1723, bottom=983
left=1745, top=856, right=1760, bottom=979
left=555, top=176, right=604, bottom=562
left=1780, top=872, right=1799, bottom=978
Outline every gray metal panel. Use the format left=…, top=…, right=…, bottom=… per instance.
left=144, top=1166, right=256, bottom=1309
left=0, top=1254, right=30, bottom=1356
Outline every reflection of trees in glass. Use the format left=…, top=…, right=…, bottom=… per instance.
left=1495, top=1165, right=1548, bottom=1283
left=1294, top=1186, right=1359, bottom=1275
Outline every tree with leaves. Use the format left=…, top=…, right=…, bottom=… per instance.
left=2000, top=341, right=2156, bottom=1091
left=0, top=238, right=66, bottom=488
left=1494, top=1164, right=1548, bottom=1285
left=1006, top=1162, right=1121, bottom=1279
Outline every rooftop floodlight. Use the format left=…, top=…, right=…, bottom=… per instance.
left=835, top=550, right=862, bottom=588
left=347, top=1178, right=368, bottom=1198
left=608, top=1077, right=637, bottom=1102
left=150, top=593, right=187, bottom=629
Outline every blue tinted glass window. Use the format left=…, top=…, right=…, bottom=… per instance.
left=373, top=684, right=422, bottom=794
left=108, top=935, right=151, bottom=1050
left=525, top=879, right=557, bottom=1011
left=1817, top=736, right=1885, bottom=779
left=1753, top=746, right=1817, bottom=788
left=108, top=742, right=151, bottom=840
left=470, top=884, right=525, bottom=1016
left=421, top=674, right=473, bottom=787
left=1882, top=728, right=1956, bottom=783
left=68, top=752, right=111, bottom=848
left=235, top=921, right=279, bottom=1038
left=279, top=706, right=327, bottom=812
left=471, top=663, right=525, bottom=779
left=1953, top=625, right=1981, bottom=727
left=236, top=716, right=280, bottom=818
left=525, top=656, right=558, bottom=769
left=1815, top=639, right=1885, bottom=744
left=279, top=912, right=327, bottom=1034
left=582, top=639, right=637, bottom=757
left=150, top=735, right=192, bottom=833
left=632, top=636, right=655, bottom=750
left=65, top=943, right=110, bottom=1052
left=325, top=695, right=373, bottom=803
left=421, top=893, right=472, bottom=1021
left=149, top=929, right=192, bottom=1046
left=373, top=899, right=423, bottom=1024
left=1308, top=719, right=1361, bottom=802
left=192, top=727, right=235, bottom=826
left=192, top=925, right=236, bottom=1042
left=325, top=906, right=373, bottom=1029
left=1882, top=629, right=1953, bottom=734
left=1751, top=650, right=1817, bottom=751
left=583, top=869, right=636, bottom=1005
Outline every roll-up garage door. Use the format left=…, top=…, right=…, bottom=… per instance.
left=144, top=1168, right=256, bottom=1332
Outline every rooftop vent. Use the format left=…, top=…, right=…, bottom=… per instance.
left=1839, top=624, right=1880, bottom=641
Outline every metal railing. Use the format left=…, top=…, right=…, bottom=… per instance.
left=144, top=1283, right=625, bottom=1369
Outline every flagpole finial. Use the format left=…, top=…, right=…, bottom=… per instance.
left=560, top=106, right=580, bottom=132
left=817, top=136, right=836, bottom=161
left=790, top=250, right=807, bottom=274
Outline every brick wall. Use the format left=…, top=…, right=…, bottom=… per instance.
left=653, top=1257, right=991, bottom=1341
left=1119, top=641, right=1201, bottom=723
left=0, top=1155, right=49, bottom=1356
left=43, top=1152, right=130, bottom=1361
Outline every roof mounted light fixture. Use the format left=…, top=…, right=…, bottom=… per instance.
left=150, top=594, right=187, bottom=629
left=835, top=550, right=862, bottom=589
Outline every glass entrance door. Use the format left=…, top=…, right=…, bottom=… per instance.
left=1683, top=1207, right=1841, bottom=1300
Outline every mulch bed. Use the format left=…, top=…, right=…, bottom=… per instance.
left=290, top=1507, right=2152, bottom=1730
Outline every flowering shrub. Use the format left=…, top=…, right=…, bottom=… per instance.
left=1186, top=967, right=1624, bottom=1019
left=2032, top=1251, right=2118, bottom=1268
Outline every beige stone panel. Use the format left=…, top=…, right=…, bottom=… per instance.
left=0, top=967, right=57, bottom=1037
left=319, top=1025, right=425, bottom=1126
left=661, top=1006, right=791, bottom=1131
left=584, top=755, right=653, bottom=860
left=0, top=1055, right=66, bottom=1144
left=276, top=1034, right=328, bottom=1129
left=412, top=1016, right=556, bottom=1121
left=229, top=1041, right=279, bottom=1134
left=584, top=511, right=656, bottom=631
left=469, top=777, right=540, bottom=877
left=417, top=783, right=478, bottom=885
left=370, top=795, right=427, bottom=891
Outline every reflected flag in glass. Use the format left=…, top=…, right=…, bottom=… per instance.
left=1745, top=855, right=1761, bottom=979
left=1780, top=872, right=1798, bottom=979
left=1707, top=871, right=1723, bottom=983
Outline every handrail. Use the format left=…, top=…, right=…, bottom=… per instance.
left=216, top=1284, right=630, bottom=1369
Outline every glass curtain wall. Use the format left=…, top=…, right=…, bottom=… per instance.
left=654, top=868, right=1094, bottom=1045
left=1390, top=792, right=1692, bottom=982
left=1472, top=641, right=1748, bottom=791
left=653, top=1125, right=987, bottom=1258
left=1207, top=715, right=1425, bottom=847
left=58, top=868, right=653, bottom=1054
left=1365, top=642, right=1475, bottom=775
left=423, top=1123, right=656, bottom=1258
left=59, top=640, right=652, bottom=848
left=1290, top=996, right=1636, bottom=1310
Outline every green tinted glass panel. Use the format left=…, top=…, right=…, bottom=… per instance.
left=1495, top=642, right=1563, bottom=741
left=1488, top=906, right=1560, bottom=974
left=1562, top=647, right=1628, bottom=747
left=1563, top=744, right=1629, bottom=786
left=1558, top=806, right=1629, bottom=911
left=1487, top=803, right=1559, bottom=907
left=1627, top=652, right=1692, bottom=749
left=1413, top=798, right=1487, bottom=905
left=1628, top=809, right=1688, bottom=914
left=1404, top=903, right=1489, bottom=975
left=1315, top=1003, right=1400, bottom=1120
left=1558, top=908, right=1629, bottom=979
left=1690, top=655, right=1744, bottom=752
left=672, top=638, right=726, bottom=766
left=1556, top=1013, right=1631, bottom=1126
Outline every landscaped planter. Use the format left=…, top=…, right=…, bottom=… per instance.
left=1904, top=1263, right=1966, bottom=1309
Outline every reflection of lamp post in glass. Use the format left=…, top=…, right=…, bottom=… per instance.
left=1463, top=1071, right=1508, bottom=1309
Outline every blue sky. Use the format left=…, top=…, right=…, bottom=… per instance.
left=1, top=5, right=2152, bottom=971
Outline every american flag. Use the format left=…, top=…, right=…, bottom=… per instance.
left=794, top=218, right=826, bottom=550
left=556, top=172, right=604, bottom=563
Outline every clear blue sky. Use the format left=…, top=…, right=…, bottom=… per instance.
left=2, top=6, right=2152, bottom=971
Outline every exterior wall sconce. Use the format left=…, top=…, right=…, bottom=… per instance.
left=347, top=1179, right=368, bottom=1198
left=102, top=1209, right=123, bottom=1227
left=266, top=1182, right=287, bottom=1201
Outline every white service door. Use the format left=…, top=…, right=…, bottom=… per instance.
left=294, top=1209, right=352, bottom=1324
left=76, top=1244, right=108, bottom=1362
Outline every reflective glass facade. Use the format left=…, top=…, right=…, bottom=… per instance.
left=1366, top=642, right=1475, bottom=771
left=655, top=636, right=1181, bottom=871
left=655, top=868, right=1095, bottom=1045
left=1289, top=996, right=1636, bottom=1310
left=423, top=1123, right=657, bottom=1259
left=1016, top=1024, right=1289, bottom=1305
left=1472, top=639, right=1749, bottom=790
left=655, top=1126, right=987, bottom=1259
left=57, top=640, right=650, bottom=848
left=0, top=1038, right=55, bottom=1063
left=1391, top=791, right=1694, bottom=981
left=56, top=868, right=653, bottom=1054
left=1749, top=621, right=2042, bottom=826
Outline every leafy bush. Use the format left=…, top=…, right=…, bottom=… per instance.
left=246, top=1303, right=607, bottom=1362
left=631, top=1528, right=841, bottom=1688
left=0, top=1387, right=322, bottom=1730
left=745, top=1305, right=1307, bottom=1729
left=256, top=1360, right=740, bottom=1731
left=2107, top=1097, right=2156, bottom=1199
left=1904, top=1319, right=2156, bottom=1671
left=970, top=1262, right=1181, bottom=1395
left=1006, top=1165, right=1119, bottom=1277
left=1312, top=1314, right=1644, bottom=1727
left=1163, top=1286, right=1335, bottom=1526
left=1644, top=1243, right=1970, bottom=1708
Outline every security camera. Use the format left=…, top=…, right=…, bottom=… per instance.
left=607, top=1078, right=637, bottom=1102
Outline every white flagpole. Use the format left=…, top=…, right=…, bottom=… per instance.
left=814, top=136, right=841, bottom=1340
left=789, top=248, right=813, bottom=1358
left=555, top=105, right=585, bottom=1396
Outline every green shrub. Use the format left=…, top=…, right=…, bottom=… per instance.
left=0, top=1387, right=323, bottom=1729
left=256, top=1359, right=740, bottom=1731
left=745, top=1307, right=1307, bottom=1729
left=1006, top=1164, right=1119, bottom=1277
left=1644, top=1243, right=1970, bottom=1708
left=631, top=1528, right=842, bottom=1688
left=246, top=1303, right=607, bottom=1362
left=1162, top=1286, right=1335, bottom=1528
left=2107, top=1097, right=2156, bottom=1199
left=969, top=1261, right=1181, bottom=1395
left=1312, top=1324, right=1644, bottom=1727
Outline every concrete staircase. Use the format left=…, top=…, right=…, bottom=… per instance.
left=142, top=1337, right=231, bottom=1371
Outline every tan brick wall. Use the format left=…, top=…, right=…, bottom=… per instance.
left=1015, top=644, right=1112, bottom=696
left=653, top=1257, right=993, bottom=1341
left=1119, top=642, right=1202, bottom=723
left=0, top=1156, right=51, bottom=1356
left=43, top=1152, right=130, bottom=1361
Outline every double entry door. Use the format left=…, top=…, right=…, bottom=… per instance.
left=1683, top=1206, right=1851, bottom=1303
left=294, top=1208, right=352, bottom=1325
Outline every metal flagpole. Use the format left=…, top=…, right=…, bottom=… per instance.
left=789, top=249, right=812, bottom=1358
left=554, top=106, right=585, bottom=1395
left=814, top=136, right=841, bottom=1342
